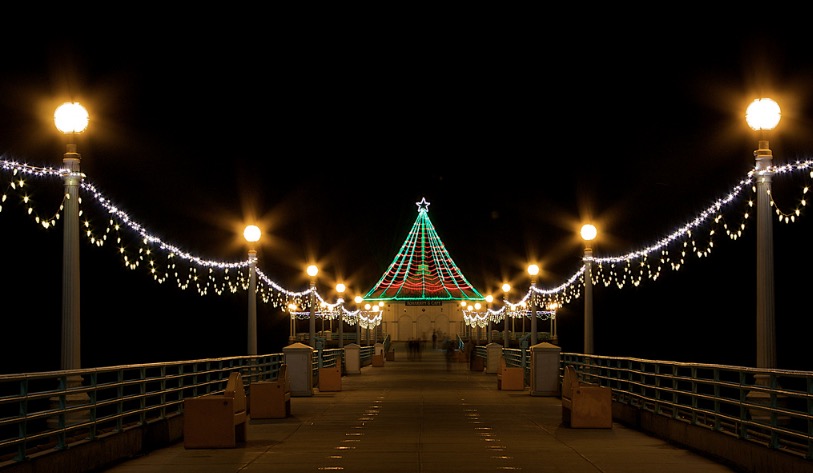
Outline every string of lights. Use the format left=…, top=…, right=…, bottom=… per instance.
left=1, top=156, right=811, bottom=320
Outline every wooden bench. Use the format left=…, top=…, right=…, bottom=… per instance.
left=318, top=364, right=342, bottom=392
left=497, top=357, right=524, bottom=390
left=183, top=371, right=247, bottom=448
left=470, top=355, right=484, bottom=372
left=561, top=365, right=612, bottom=428
left=249, top=364, right=291, bottom=419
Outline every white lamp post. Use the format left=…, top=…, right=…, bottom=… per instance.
left=549, top=302, right=559, bottom=344
left=320, top=301, right=327, bottom=335
left=243, top=225, right=261, bottom=355
left=460, top=301, right=468, bottom=339
left=746, top=98, right=780, bottom=373
left=370, top=304, right=380, bottom=345
left=502, top=283, right=511, bottom=347
left=336, top=283, right=346, bottom=348
left=528, top=264, right=540, bottom=345
left=581, top=223, right=597, bottom=354
left=55, top=102, right=89, bottom=376
left=287, top=303, right=297, bottom=343
left=48, top=102, right=90, bottom=427
left=355, top=296, right=363, bottom=344
left=307, top=264, right=318, bottom=347
left=472, top=302, right=482, bottom=343
left=485, top=294, right=493, bottom=343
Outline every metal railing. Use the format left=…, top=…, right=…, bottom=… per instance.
left=0, top=354, right=284, bottom=467
left=477, top=345, right=813, bottom=462
left=359, top=345, right=375, bottom=365
left=563, top=352, right=813, bottom=461
left=3, top=347, right=811, bottom=470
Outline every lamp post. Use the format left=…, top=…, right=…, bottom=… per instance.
left=502, top=283, right=511, bottom=347
left=307, top=264, right=318, bottom=347
left=485, top=294, right=493, bottom=343
left=581, top=223, right=597, bottom=354
left=746, top=98, right=780, bottom=374
left=528, top=264, right=540, bottom=345
left=243, top=225, right=261, bottom=355
left=55, top=102, right=89, bottom=377
left=363, top=304, right=374, bottom=345
left=48, top=102, right=90, bottom=427
left=370, top=304, right=380, bottom=345
left=288, top=303, right=297, bottom=343
left=336, top=283, right=346, bottom=348
left=461, top=301, right=468, bottom=340
left=473, top=302, right=481, bottom=343
left=549, top=302, right=559, bottom=344
left=355, top=296, right=363, bottom=344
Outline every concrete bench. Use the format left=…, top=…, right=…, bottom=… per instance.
left=497, top=357, right=524, bottom=390
left=249, top=364, right=291, bottom=419
left=183, top=371, right=247, bottom=448
left=561, top=365, right=612, bottom=428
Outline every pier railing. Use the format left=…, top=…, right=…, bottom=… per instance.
left=2, top=349, right=811, bottom=472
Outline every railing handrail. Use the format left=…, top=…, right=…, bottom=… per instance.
left=2, top=349, right=811, bottom=469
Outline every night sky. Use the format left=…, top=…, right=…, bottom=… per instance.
left=2, top=23, right=813, bottom=373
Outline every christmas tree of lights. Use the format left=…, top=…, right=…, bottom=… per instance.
left=363, top=198, right=485, bottom=301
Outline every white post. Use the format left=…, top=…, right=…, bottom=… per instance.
left=755, top=139, right=776, bottom=371
left=247, top=249, right=257, bottom=355
left=584, top=247, right=594, bottom=355
left=61, top=144, right=82, bottom=374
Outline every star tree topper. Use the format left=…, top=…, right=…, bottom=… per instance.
left=416, top=197, right=430, bottom=213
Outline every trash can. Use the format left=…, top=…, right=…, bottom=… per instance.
left=529, top=342, right=561, bottom=396
left=344, top=343, right=361, bottom=374
left=282, top=342, right=314, bottom=397
left=485, top=342, right=502, bottom=374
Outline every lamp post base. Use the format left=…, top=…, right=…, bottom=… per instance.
left=47, top=374, right=90, bottom=430
left=745, top=374, right=790, bottom=426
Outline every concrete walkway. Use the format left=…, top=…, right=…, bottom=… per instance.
left=100, top=349, right=738, bottom=472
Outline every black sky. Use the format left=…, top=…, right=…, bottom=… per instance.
left=2, top=23, right=813, bottom=373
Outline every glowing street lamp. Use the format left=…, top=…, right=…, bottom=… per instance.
left=502, top=283, right=511, bottom=347
left=55, top=102, right=89, bottom=376
left=336, top=283, right=346, bottom=348
left=581, top=223, right=597, bottom=354
left=307, top=264, right=319, bottom=347
left=746, top=98, right=780, bottom=373
left=47, top=102, right=91, bottom=427
left=528, top=264, right=540, bottom=345
left=243, top=225, right=261, bottom=355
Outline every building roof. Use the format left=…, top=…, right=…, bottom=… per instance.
left=363, top=198, right=485, bottom=302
